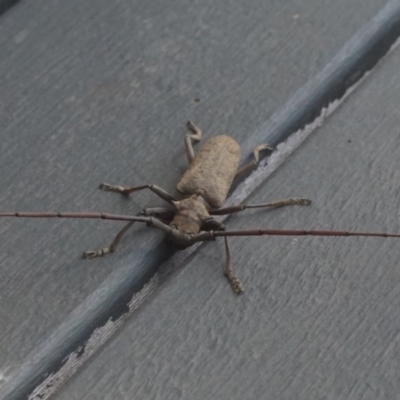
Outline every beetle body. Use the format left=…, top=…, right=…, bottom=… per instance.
left=2, top=121, right=400, bottom=294
left=4, top=121, right=397, bottom=294
left=176, top=135, right=241, bottom=208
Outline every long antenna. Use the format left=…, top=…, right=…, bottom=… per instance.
left=213, top=229, right=400, bottom=239
left=190, top=228, right=400, bottom=243
left=0, top=211, right=177, bottom=236
left=0, top=212, right=146, bottom=222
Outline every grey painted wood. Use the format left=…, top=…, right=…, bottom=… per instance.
left=0, top=0, right=393, bottom=397
left=0, top=0, right=20, bottom=16
left=55, top=44, right=400, bottom=400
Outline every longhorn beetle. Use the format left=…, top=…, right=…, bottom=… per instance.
left=2, top=121, right=400, bottom=294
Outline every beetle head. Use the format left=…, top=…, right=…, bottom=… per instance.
left=168, top=195, right=210, bottom=246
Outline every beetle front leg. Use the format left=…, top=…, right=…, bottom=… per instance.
left=83, top=208, right=175, bottom=259
left=83, top=220, right=135, bottom=259
left=211, top=198, right=311, bottom=216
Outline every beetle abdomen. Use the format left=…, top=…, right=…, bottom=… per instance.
left=177, top=135, right=240, bottom=208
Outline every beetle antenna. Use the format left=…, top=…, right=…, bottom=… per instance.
left=0, top=212, right=150, bottom=223
left=191, top=228, right=400, bottom=242
left=213, top=229, right=400, bottom=239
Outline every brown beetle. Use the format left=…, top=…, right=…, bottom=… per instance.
left=1, top=121, right=399, bottom=294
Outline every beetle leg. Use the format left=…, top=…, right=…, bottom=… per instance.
left=83, top=221, right=135, bottom=259
left=234, top=143, right=273, bottom=179
left=140, top=207, right=175, bottom=220
left=223, top=237, right=244, bottom=294
left=99, top=183, right=176, bottom=204
left=210, top=198, right=311, bottom=216
left=83, top=208, right=175, bottom=259
left=185, top=120, right=202, bottom=163
left=201, top=218, right=226, bottom=231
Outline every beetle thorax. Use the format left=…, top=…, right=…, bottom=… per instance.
left=170, top=195, right=210, bottom=236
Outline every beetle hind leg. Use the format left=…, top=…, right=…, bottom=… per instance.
left=185, top=121, right=202, bottom=163
left=99, top=183, right=176, bottom=204
left=83, top=220, right=135, bottom=259
left=234, top=143, right=273, bottom=179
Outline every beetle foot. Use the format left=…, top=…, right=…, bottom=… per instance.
left=289, top=198, right=312, bottom=206
left=99, top=183, right=113, bottom=190
left=186, top=120, right=196, bottom=130
left=226, top=273, right=244, bottom=294
left=258, top=143, right=274, bottom=152
left=99, top=183, right=130, bottom=195
left=82, top=247, right=112, bottom=259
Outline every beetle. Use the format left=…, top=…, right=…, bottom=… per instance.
left=1, top=121, right=400, bottom=294
left=84, top=120, right=310, bottom=293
